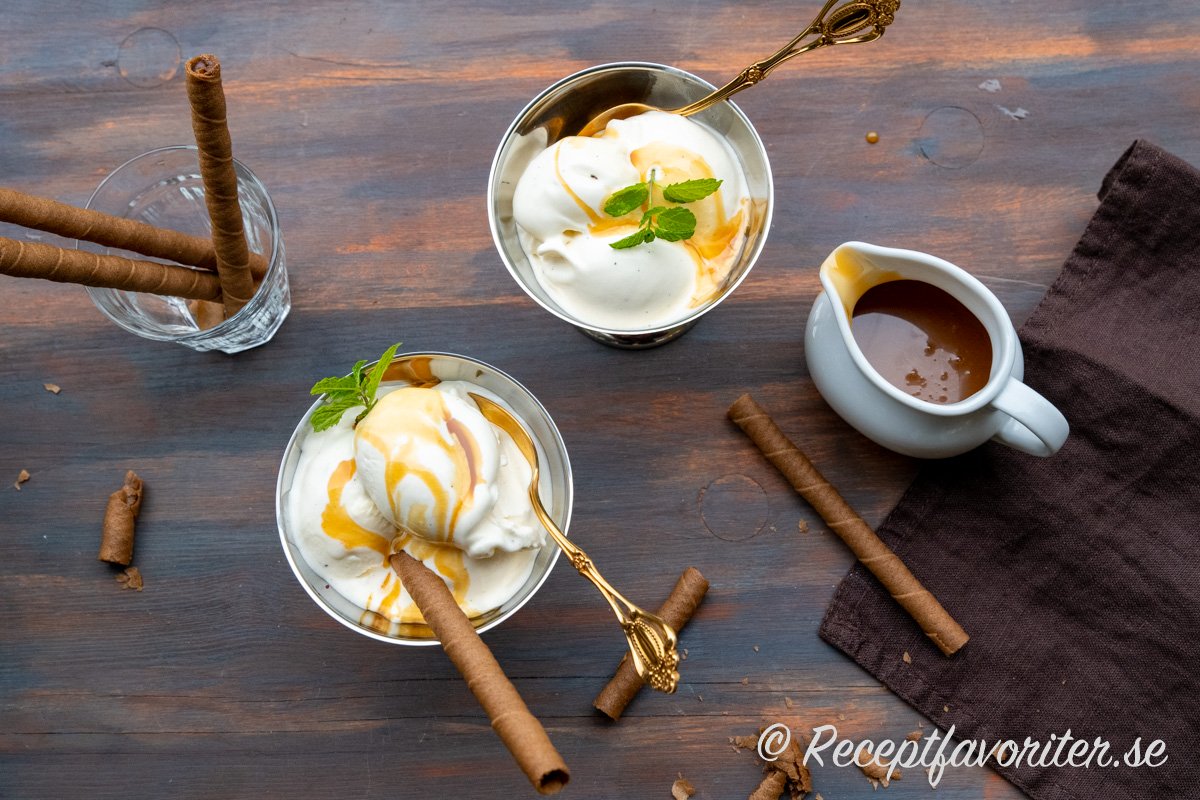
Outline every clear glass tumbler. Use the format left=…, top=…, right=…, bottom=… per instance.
left=81, top=145, right=290, bottom=353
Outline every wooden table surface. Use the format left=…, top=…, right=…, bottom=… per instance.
left=2, top=1, right=1197, bottom=797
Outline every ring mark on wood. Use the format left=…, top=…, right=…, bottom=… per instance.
left=118, top=28, right=182, bottom=88
left=699, top=474, right=769, bottom=542
left=917, top=106, right=985, bottom=169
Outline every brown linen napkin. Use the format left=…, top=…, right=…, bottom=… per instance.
left=819, top=140, right=1200, bottom=800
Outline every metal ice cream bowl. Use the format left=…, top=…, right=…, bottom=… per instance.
left=276, top=352, right=572, bottom=645
left=489, top=62, right=774, bottom=349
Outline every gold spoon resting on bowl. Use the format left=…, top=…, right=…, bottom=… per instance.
left=469, top=392, right=681, bottom=694
left=577, top=0, right=901, bottom=137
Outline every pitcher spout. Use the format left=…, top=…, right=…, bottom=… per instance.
left=818, top=241, right=906, bottom=321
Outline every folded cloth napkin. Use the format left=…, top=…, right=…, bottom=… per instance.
left=820, top=140, right=1200, bottom=800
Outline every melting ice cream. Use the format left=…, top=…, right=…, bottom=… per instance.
left=287, top=381, right=547, bottom=633
left=512, top=110, right=751, bottom=330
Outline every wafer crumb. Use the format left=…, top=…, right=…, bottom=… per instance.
left=116, top=566, right=143, bottom=591
left=671, top=775, right=695, bottom=799
left=857, top=743, right=901, bottom=788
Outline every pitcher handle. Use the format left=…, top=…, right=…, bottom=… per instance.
left=990, top=378, right=1069, bottom=457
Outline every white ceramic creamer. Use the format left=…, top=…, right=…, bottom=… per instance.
left=805, top=242, right=1069, bottom=458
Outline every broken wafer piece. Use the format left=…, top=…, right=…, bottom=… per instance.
left=672, top=775, right=696, bottom=800
left=98, top=471, right=144, bottom=566
left=593, top=566, right=709, bottom=720
left=116, top=566, right=144, bottom=591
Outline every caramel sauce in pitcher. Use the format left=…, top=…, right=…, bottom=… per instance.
left=851, top=279, right=992, bottom=404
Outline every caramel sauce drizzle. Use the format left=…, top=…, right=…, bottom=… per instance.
left=629, top=142, right=745, bottom=308
left=554, top=143, right=604, bottom=227
left=381, top=355, right=438, bottom=387
left=355, top=388, right=483, bottom=546
left=321, top=454, right=472, bottom=630
left=321, top=459, right=390, bottom=555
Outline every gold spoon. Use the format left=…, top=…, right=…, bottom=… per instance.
left=577, top=0, right=901, bottom=137
left=469, top=392, right=681, bottom=694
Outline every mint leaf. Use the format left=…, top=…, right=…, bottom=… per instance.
left=363, top=342, right=401, bottom=407
left=310, top=395, right=361, bottom=432
left=308, top=343, right=403, bottom=432
left=640, top=206, right=669, bottom=223
left=310, top=375, right=358, bottom=396
left=610, top=228, right=652, bottom=249
left=653, top=206, right=697, bottom=241
left=662, top=178, right=722, bottom=204
left=603, top=182, right=649, bottom=217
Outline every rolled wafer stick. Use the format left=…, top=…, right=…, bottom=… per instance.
left=186, top=54, right=256, bottom=318
left=389, top=552, right=569, bottom=795
left=728, top=394, right=969, bottom=656
left=0, top=236, right=221, bottom=301
left=0, top=187, right=266, bottom=280
left=593, top=566, right=709, bottom=720
left=98, top=470, right=143, bottom=566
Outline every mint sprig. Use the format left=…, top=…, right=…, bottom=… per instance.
left=309, top=342, right=402, bottom=432
left=601, top=171, right=722, bottom=250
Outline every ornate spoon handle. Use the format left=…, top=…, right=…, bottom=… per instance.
left=527, top=493, right=680, bottom=693
left=468, top=391, right=681, bottom=694
left=673, top=0, right=902, bottom=117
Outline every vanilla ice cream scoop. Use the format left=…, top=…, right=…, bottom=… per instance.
left=355, top=386, right=497, bottom=542
left=533, top=231, right=696, bottom=329
left=513, top=136, right=639, bottom=241
left=353, top=383, right=544, bottom=558
left=512, top=109, right=750, bottom=331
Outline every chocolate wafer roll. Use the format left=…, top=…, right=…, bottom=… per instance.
left=728, top=393, right=969, bottom=656
left=186, top=54, right=256, bottom=317
left=748, top=770, right=787, bottom=800
left=98, top=471, right=144, bottom=566
left=0, top=236, right=221, bottom=301
left=0, top=187, right=266, bottom=279
left=389, top=552, right=569, bottom=795
left=593, top=567, right=709, bottom=720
